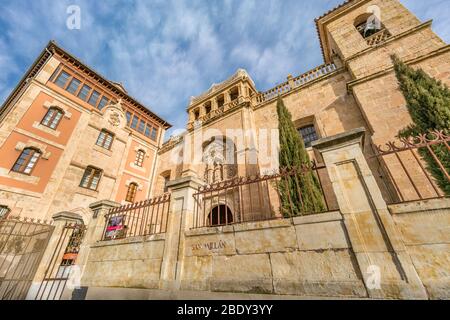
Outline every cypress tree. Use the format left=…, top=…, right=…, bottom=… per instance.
left=391, top=55, right=450, bottom=195
left=276, top=97, right=326, bottom=216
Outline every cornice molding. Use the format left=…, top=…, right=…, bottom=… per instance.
left=347, top=44, right=450, bottom=92
left=344, top=20, right=433, bottom=65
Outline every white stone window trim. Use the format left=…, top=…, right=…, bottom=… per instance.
left=130, top=147, right=149, bottom=171
left=130, top=162, right=146, bottom=172
left=14, top=141, right=51, bottom=160
left=43, top=101, right=72, bottom=119
left=76, top=187, right=99, bottom=198
left=93, top=144, right=113, bottom=157
left=32, top=121, right=61, bottom=137
left=133, top=146, right=150, bottom=156
left=125, top=179, right=144, bottom=191
left=0, top=167, right=40, bottom=185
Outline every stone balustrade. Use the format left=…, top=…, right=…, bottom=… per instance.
left=187, top=97, right=248, bottom=131
left=365, top=28, right=392, bottom=46
left=254, top=62, right=338, bottom=104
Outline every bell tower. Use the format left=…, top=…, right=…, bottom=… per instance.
left=315, top=0, right=448, bottom=144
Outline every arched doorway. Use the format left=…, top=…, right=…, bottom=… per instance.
left=208, top=205, right=233, bottom=226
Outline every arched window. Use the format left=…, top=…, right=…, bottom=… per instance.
left=208, top=205, right=233, bottom=226
left=80, top=166, right=102, bottom=191
left=96, top=129, right=114, bottom=150
left=12, top=148, right=41, bottom=174
left=354, top=12, right=390, bottom=45
left=194, top=109, right=200, bottom=121
left=230, top=87, right=239, bottom=101
left=135, top=150, right=145, bottom=167
left=41, top=107, right=64, bottom=129
left=0, top=206, right=10, bottom=219
left=126, top=183, right=138, bottom=203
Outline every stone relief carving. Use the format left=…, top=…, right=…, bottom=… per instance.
left=202, top=139, right=238, bottom=184
left=103, top=99, right=126, bottom=129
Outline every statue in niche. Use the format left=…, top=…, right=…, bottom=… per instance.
left=202, top=138, right=237, bottom=184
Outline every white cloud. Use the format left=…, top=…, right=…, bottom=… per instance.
left=1, top=0, right=449, bottom=137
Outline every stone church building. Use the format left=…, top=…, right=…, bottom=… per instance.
left=0, top=0, right=449, bottom=300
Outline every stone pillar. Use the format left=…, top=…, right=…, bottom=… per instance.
left=159, top=176, right=204, bottom=291
left=211, top=98, right=218, bottom=111
left=312, top=128, right=427, bottom=299
left=224, top=90, right=231, bottom=104
left=199, top=105, right=206, bottom=118
left=61, top=200, right=120, bottom=300
left=332, top=55, right=343, bottom=69
left=26, top=212, right=84, bottom=299
left=86, top=200, right=121, bottom=244
left=287, top=74, right=295, bottom=89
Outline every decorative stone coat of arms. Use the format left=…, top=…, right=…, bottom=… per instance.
left=103, top=99, right=126, bottom=129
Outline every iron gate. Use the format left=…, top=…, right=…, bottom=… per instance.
left=35, top=222, right=86, bottom=300
left=0, top=217, right=54, bottom=300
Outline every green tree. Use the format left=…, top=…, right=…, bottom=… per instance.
left=276, top=97, right=326, bottom=216
left=391, top=55, right=450, bottom=195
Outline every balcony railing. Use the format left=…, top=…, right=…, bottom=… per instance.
left=254, top=62, right=338, bottom=104
left=365, top=28, right=391, bottom=46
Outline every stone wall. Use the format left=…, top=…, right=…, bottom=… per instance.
left=390, top=198, right=450, bottom=299
left=81, top=234, right=166, bottom=290
left=71, top=128, right=450, bottom=300
left=182, top=212, right=367, bottom=298
left=78, top=211, right=369, bottom=298
left=75, top=198, right=450, bottom=300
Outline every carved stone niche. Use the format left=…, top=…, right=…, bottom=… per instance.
left=202, top=137, right=238, bottom=184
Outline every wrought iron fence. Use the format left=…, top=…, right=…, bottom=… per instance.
left=192, top=162, right=338, bottom=229
left=102, top=193, right=171, bottom=241
left=0, top=216, right=54, bottom=300
left=371, top=130, right=450, bottom=204
left=35, top=222, right=86, bottom=300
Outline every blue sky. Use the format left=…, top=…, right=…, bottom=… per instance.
left=0, top=0, right=449, bottom=137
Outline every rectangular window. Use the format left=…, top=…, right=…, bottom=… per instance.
left=41, top=107, right=64, bottom=129
left=144, top=124, right=151, bottom=137
left=54, top=71, right=71, bottom=88
left=0, top=205, right=10, bottom=219
left=88, top=90, right=100, bottom=107
left=98, top=97, right=109, bottom=110
left=66, top=78, right=81, bottom=94
left=135, top=150, right=145, bottom=167
left=138, top=120, right=146, bottom=133
left=126, top=112, right=132, bottom=125
left=125, top=183, right=138, bottom=203
left=12, top=148, right=41, bottom=175
left=49, top=65, right=62, bottom=83
left=131, top=115, right=139, bottom=129
left=77, top=84, right=92, bottom=101
left=80, top=167, right=102, bottom=191
left=151, top=127, right=158, bottom=141
left=298, top=125, right=318, bottom=148
left=96, top=130, right=114, bottom=150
